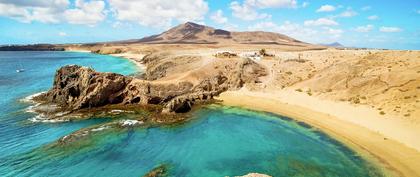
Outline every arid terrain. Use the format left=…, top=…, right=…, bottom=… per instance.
left=25, top=22, right=420, bottom=176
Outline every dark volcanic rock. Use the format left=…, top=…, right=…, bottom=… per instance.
left=38, top=57, right=266, bottom=116
left=43, top=65, right=133, bottom=110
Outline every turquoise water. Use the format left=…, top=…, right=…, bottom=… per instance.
left=0, top=52, right=384, bottom=177
left=0, top=51, right=137, bottom=159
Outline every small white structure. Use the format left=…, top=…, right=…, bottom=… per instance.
left=240, top=52, right=262, bottom=61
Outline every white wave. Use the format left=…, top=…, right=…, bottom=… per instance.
left=25, top=104, right=40, bottom=113
left=19, top=91, right=46, bottom=103
left=91, top=125, right=110, bottom=132
left=29, top=114, right=69, bottom=123
left=120, top=119, right=144, bottom=127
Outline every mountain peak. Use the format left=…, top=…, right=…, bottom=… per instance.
left=183, top=21, right=203, bottom=27
left=131, top=22, right=310, bottom=46
left=172, top=22, right=207, bottom=34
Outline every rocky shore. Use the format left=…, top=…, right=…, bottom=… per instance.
left=33, top=52, right=266, bottom=120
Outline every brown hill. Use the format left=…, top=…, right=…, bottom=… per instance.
left=115, top=22, right=311, bottom=46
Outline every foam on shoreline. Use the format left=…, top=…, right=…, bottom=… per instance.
left=20, top=91, right=71, bottom=123
left=110, top=53, right=146, bottom=73
left=29, top=114, right=69, bottom=123
left=20, top=91, right=46, bottom=103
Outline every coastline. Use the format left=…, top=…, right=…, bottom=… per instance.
left=65, top=48, right=146, bottom=72
left=110, top=53, right=146, bottom=72
left=217, top=88, right=420, bottom=177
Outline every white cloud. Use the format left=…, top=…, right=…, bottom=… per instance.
left=230, top=0, right=296, bottom=21
left=248, top=21, right=318, bottom=42
left=248, top=21, right=345, bottom=44
left=248, top=21, right=279, bottom=31
left=354, top=25, right=374, bottom=32
left=112, top=21, right=122, bottom=28
left=246, top=0, right=297, bottom=8
left=64, top=0, right=106, bottom=26
left=367, top=15, right=378, bottom=20
left=304, top=18, right=338, bottom=26
left=324, top=27, right=343, bottom=38
left=316, top=5, right=335, bottom=12
left=0, top=0, right=69, bottom=23
left=223, top=23, right=239, bottom=31
left=0, top=0, right=105, bottom=26
left=0, top=3, right=31, bottom=22
left=58, top=32, right=67, bottom=36
left=109, top=0, right=208, bottom=28
left=302, top=2, right=309, bottom=8
left=210, top=10, right=228, bottom=24
left=230, top=1, right=270, bottom=21
left=339, top=9, right=357, bottom=17
left=380, top=26, right=402, bottom=33
left=361, top=6, right=371, bottom=11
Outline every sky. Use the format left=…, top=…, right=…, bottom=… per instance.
left=0, top=0, right=419, bottom=49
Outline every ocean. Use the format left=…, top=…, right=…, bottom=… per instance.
left=0, top=51, right=384, bottom=177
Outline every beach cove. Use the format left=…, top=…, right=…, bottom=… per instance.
left=0, top=51, right=390, bottom=176
left=108, top=48, right=420, bottom=177
left=218, top=89, right=420, bottom=177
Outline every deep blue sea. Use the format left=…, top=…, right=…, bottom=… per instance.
left=0, top=51, right=384, bottom=177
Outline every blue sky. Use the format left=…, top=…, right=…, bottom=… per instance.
left=0, top=0, right=419, bottom=49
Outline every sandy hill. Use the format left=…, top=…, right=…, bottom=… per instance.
left=113, top=22, right=312, bottom=47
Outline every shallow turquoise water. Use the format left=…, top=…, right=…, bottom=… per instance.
left=0, top=51, right=137, bottom=161
left=0, top=52, right=384, bottom=177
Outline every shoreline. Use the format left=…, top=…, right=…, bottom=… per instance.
left=110, top=53, right=146, bottom=72
left=65, top=49, right=146, bottom=73
left=217, top=89, right=420, bottom=177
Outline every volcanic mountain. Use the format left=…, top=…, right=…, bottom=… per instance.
left=115, top=22, right=311, bottom=46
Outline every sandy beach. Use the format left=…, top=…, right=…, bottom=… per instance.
left=110, top=52, right=146, bottom=71
left=217, top=88, right=420, bottom=177
left=66, top=48, right=147, bottom=71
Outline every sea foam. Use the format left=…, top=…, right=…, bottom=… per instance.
left=19, top=91, right=46, bottom=103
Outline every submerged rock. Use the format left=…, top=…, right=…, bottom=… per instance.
left=143, top=165, right=167, bottom=177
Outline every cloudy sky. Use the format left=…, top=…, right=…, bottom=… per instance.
left=0, top=0, right=419, bottom=49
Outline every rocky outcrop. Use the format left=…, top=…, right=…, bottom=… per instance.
left=42, top=65, right=133, bottom=110
left=38, top=57, right=266, bottom=114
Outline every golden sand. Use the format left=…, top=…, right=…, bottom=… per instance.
left=217, top=89, right=420, bottom=177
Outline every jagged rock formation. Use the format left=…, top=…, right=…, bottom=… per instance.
left=43, top=65, right=132, bottom=110
left=39, top=56, right=266, bottom=114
